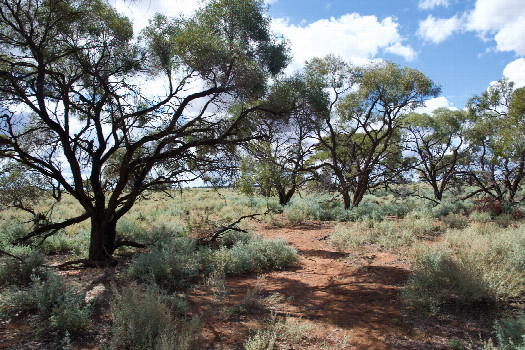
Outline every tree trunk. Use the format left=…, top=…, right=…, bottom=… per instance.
left=88, top=215, right=117, bottom=261
left=342, top=191, right=352, bottom=210
left=278, top=187, right=296, bottom=206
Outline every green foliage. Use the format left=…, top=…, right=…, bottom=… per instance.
left=465, top=78, right=525, bottom=202
left=331, top=216, right=435, bottom=252
left=218, top=235, right=298, bottom=274
left=0, top=272, right=92, bottom=333
left=284, top=203, right=309, bottom=225
left=403, top=222, right=525, bottom=311
left=431, top=199, right=468, bottom=218
left=128, top=232, right=298, bottom=287
left=0, top=251, right=45, bottom=285
left=494, top=313, right=525, bottom=350
left=442, top=214, right=469, bottom=229
left=110, top=283, right=198, bottom=350
left=127, top=238, right=210, bottom=288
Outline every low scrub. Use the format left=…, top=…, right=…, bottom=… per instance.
left=0, top=272, right=92, bottom=333
left=128, top=232, right=298, bottom=288
left=0, top=250, right=45, bottom=286
left=403, top=222, right=525, bottom=311
left=110, top=283, right=199, bottom=350
left=331, top=216, right=437, bottom=252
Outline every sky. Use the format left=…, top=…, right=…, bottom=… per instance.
left=113, top=0, right=525, bottom=112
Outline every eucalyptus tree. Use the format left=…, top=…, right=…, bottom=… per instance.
left=0, top=0, right=289, bottom=262
left=403, top=108, right=467, bottom=202
left=464, top=78, right=525, bottom=203
left=236, top=75, right=329, bottom=205
left=307, top=56, right=440, bottom=209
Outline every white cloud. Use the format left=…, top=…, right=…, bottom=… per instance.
left=415, top=96, right=457, bottom=114
left=503, top=58, right=525, bottom=88
left=467, top=0, right=525, bottom=55
left=385, top=43, right=417, bottom=61
left=418, top=0, right=449, bottom=10
left=417, top=15, right=463, bottom=44
left=271, top=14, right=416, bottom=72
left=114, top=0, right=202, bottom=34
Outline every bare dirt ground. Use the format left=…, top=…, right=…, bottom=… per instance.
left=191, top=220, right=497, bottom=350
left=0, top=219, right=499, bottom=349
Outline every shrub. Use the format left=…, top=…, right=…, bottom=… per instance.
left=403, top=223, right=525, bottom=311
left=402, top=246, right=490, bottom=311
left=0, top=250, right=45, bottom=286
left=331, top=217, right=433, bottom=252
left=218, top=236, right=298, bottom=274
left=127, top=238, right=211, bottom=288
left=0, top=272, right=92, bottom=333
left=109, top=283, right=198, bottom=350
left=493, top=313, right=525, bottom=350
left=443, top=214, right=469, bottom=229
left=432, top=200, right=467, bottom=219
left=284, top=203, right=308, bottom=225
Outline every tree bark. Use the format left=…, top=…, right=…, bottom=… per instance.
left=278, top=186, right=296, bottom=206
left=88, top=216, right=117, bottom=262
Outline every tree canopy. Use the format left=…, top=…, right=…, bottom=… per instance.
left=0, top=0, right=289, bottom=261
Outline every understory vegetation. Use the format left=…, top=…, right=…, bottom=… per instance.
left=0, top=187, right=524, bottom=348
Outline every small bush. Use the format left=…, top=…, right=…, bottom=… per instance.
left=284, top=203, right=308, bottom=225
left=443, top=214, right=469, bottom=229
left=469, top=210, right=493, bottom=223
left=110, top=283, right=198, bottom=350
left=219, top=236, right=298, bottom=274
left=0, top=250, right=45, bottom=286
left=403, top=222, right=525, bottom=311
left=493, top=313, right=525, bottom=350
left=402, top=246, right=490, bottom=311
left=0, top=272, right=92, bottom=333
left=127, top=237, right=211, bottom=288
left=432, top=200, right=467, bottom=219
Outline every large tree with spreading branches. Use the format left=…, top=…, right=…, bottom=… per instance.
left=0, top=0, right=289, bottom=262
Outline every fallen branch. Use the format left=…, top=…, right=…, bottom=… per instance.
left=0, top=248, right=24, bottom=261
left=198, top=211, right=268, bottom=245
left=57, top=259, right=118, bottom=270
left=114, top=240, right=147, bottom=249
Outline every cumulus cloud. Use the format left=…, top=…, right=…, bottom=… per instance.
left=417, top=15, right=464, bottom=44
left=271, top=14, right=416, bottom=71
left=385, top=43, right=417, bottom=61
left=418, top=0, right=449, bottom=10
left=114, top=0, right=201, bottom=34
left=415, top=97, right=458, bottom=114
left=466, top=0, right=525, bottom=55
left=503, top=58, right=525, bottom=88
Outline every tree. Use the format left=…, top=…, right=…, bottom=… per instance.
left=403, top=108, right=467, bottom=202
left=236, top=76, right=329, bottom=205
left=307, top=56, right=439, bottom=209
left=464, top=78, right=525, bottom=203
left=0, top=0, right=288, bottom=262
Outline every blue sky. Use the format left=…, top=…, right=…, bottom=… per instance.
left=115, top=0, right=525, bottom=112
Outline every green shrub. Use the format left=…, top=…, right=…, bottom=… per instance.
left=0, top=250, right=45, bottom=285
left=443, top=214, right=469, bottom=229
left=219, top=236, right=298, bottom=274
left=469, top=210, right=493, bottom=223
left=402, top=246, right=490, bottom=311
left=221, top=230, right=254, bottom=248
left=432, top=200, right=467, bottom=219
left=494, top=313, right=525, bottom=350
left=110, top=283, right=198, bottom=350
left=0, top=272, right=92, bottom=333
left=284, top=203, right=308, bottom=225
left=403, top=223, right=525, bottom=311
left=331, top=217, right=433, bottom=252
left=127, top=238, right=211, bottom=288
